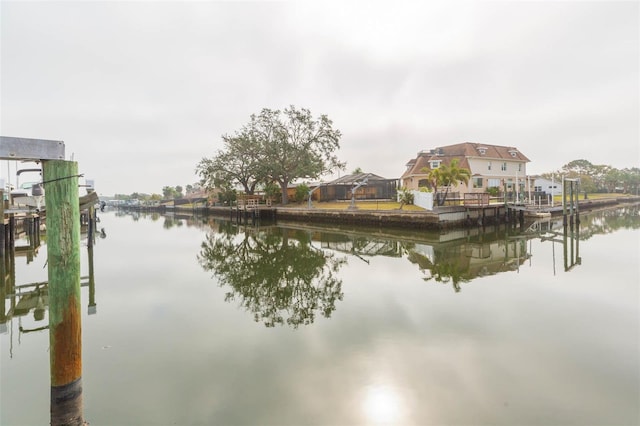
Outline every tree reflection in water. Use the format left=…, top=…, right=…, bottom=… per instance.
left=198, top=223, right=347, bottom=328
left=407, top=247, right=473, bottom=292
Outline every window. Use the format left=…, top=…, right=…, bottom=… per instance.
left=487, top=161, right=492, bottom=171
left=488, top=179, right=501, bottom=188
left=418, top=179, right=429, bottom=187
left=501, top=162, right=507, bottom=171
left=506, top=178, right=513, bottom=190
left=473, top=177, right=483, bottom=188
left=430, top=160, right=441, bottom=169
left=518, top=163, right=522, bottom=172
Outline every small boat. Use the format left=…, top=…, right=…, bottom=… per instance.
left=10, top=168, right=44, bottom=211
left=9, top=166, right=99, bottom=212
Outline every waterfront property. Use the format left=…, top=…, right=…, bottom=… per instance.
left=401, top=142, right=531, bottom=195
left=533, top=176, right=563, bottom=196
left=120, top=190, right=640, bottom=231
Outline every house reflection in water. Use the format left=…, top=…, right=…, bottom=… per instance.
left=294, top=214, right=591, bottom=293
left=407, top=233, right=530, bottom=292
left=306, top=224, right=532, bottom=292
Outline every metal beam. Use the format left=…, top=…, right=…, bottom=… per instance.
left=0, top=136, right=65, bottom=161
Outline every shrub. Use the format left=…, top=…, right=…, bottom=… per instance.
left=294, top=184, right=310, bottom=203
left=398, top=188, right=415, bottom=205
left=263, top=182, right=282, bottom=202
left=486, top=187, right=500, bottom=197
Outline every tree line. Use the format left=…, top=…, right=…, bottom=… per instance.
left=114, top=184, right=201, bottom=202
left=542, top=159, right=640, bottom=194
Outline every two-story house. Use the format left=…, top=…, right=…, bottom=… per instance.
left=401, top=142, right=530, bottom=194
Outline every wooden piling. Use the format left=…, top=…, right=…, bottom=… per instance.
left=0, top=255, right=5, bottom=330
left=87, top=244, right=96, bottom=315
left=87, top=205, right=95, bottom=248
left=43, top=160, right=84, bottom=426
left=8, top=213, right=15, bottom=249
left=0, top=190, right=5, bottom=258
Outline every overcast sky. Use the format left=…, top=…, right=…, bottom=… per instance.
left=1, top=1, right=638, bottom=196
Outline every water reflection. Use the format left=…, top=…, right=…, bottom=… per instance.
left=127, top=204, right=640, bottom=326
left=1, top=232, right=101, bottom=346
left=1, top=219, right=103, bottom=424
left=198, top=222, right=347, bottom=328
left=3, top=205, right=637, bottom=425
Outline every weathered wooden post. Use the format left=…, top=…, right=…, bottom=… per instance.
left=574, top=179, right=580, bottom=226
left=0, top=189, right=5, bottom=258
left=87, top=205, right=95, bottom=248
left=87, top=244, right=97, bottom=315
left=43, top=160, right=84, bottom=426
left=0, top=197, right=6, bottom=333
left=8, top=213, right=15, bottom=250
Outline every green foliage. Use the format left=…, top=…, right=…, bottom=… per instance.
left=421, top=159, right=471, bottom=206
left=118, top=192, right=153, bottom=201
left=162, top=186, right=183, bottom=200
left=294, top=183, right=310, bottom=203
left=198, top=106, right=344, bottom=205
left=217, top=184, right=237, bottom=205
left=486, top=187, right=500, bottom=197
left=352, top=166, right=363, bottom=174
left=397, top=187, right=414, bottom=209
left=262, top=182, right=281, bottom=202
left=542, top=160, right=640, bottom=194
left=196, top=132, right=265, bottom=195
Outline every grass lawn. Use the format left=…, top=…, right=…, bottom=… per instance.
left=174, top=193, right=632, bottom=211
left=551, top=192, right=629, bottom=203
left=287, top=201, right=426, bottom=211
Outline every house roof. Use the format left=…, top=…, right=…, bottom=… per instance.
left=401, top=142, right=530, bottom=179
left=327, top=172, right=393, bottom=185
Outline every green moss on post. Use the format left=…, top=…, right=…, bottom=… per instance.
left=43, top=160, right=84, bottom=426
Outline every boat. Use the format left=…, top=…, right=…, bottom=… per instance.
left=8, top=166, right=98, bottom=212
left=9, top=168, right=45, bottom=211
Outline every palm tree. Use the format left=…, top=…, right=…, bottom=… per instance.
left=422, top=159, right=471, bottom=206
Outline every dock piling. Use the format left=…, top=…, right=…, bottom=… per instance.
left=43, top=160, right=84, bottom=426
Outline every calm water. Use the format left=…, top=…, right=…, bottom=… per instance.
left=1, top=205, right=639, bottom=425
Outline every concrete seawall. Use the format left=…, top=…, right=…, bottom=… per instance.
left=123, top=196, right=640, bottom=231
left=274, top=207, right=444, bottom=229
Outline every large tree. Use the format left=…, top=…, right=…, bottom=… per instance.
left=247, top=106, right=344, bottom=204
left=196, top=132, right=265, bottom=195
left=197, top=106, right=343, bottom=204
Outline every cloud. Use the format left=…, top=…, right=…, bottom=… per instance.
left=1, top=1, right=637, bottom=195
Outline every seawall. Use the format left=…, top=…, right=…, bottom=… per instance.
left=121, top=196, right=640, bottom=231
